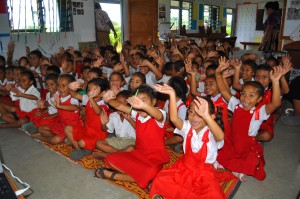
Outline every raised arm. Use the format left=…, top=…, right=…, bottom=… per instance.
left=104, top=90, right=131, bottom=114
left=140, top=60, right=163, bottom=81
left=68, top=81, right=84, bottom=101
left=185, top=58, right=201, bottom=97
left=153, top=83, right=184, bottom=129
left=194, top=97, right=224, bottom=141
left=215, top=57, right=232, bottom=102
left=279, top=54, right=292, bottom=95
left=230, top=57, right=243, bottom=91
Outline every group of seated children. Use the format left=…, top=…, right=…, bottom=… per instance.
left=0, top=38, right=292, bottom=198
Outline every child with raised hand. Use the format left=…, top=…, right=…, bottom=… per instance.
left=65, top=78, right=109, bottom=160
left=0, top=70, right=40, bottom=128
left=93, top=90, right=136, bottom=160
left=215, top=57, right=284, bottom=181
left=138, top=58, right=163, bottom=87
left=94, top=85, right=169, bottom=189
left=32, top=74, right=83, bottom=144
left=150, top=84, right=225, bottom=199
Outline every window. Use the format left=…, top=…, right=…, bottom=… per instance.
left=7, top=0, right=72, bottom=33
left=203, top=5, right=220, bottom=32
left=170, top=1, right=192, bottom=31
left=226, top=9, right=233, bottom=36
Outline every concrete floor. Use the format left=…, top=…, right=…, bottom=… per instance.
left=0, top=111, right=299, bottom=199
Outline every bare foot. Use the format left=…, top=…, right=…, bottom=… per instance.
left=93, top=151, right=108, bottom=160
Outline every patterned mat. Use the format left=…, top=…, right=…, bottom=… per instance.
left=41, top=142, right=240, bottom=199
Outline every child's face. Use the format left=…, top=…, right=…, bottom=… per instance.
left=13, top=69, right=22, bottom=83
left=240, top=85, right=262, bottom=110
left=6, top=70, right=14, bottom=81
left=255, top=69, right=270, bottom=89
left=19, top=75, right=33, bottom=90
left=40, top=65, right=48, bottom=76
left=187, top=102, right=206, bottom=132
left=58, top=78, right=70, bottom=97
left=29, top=54, right=41, bottom=67
left=0, top=70, right=5, bottom=80
left=130, top=75, right=143, bottom=91
left=87, top=82, right=102, bottom=101
left=82, top=69, right=89, bottom=81
left=135, top=93, right=155, bottom=117
left=87, top=71, right=99, bottom=81
left=192, top=63, right=199, bottom=71
left=204, top=78, right=219, bottom=97
left=138, top=65, right=150, bottom=75
left=45, top=79, right=57, bottom=94
left=194, top=57, right=203, bottom=66
left=241, top=64, right=254, bottom=82
left=116, top=95, right=127, bottom=114
left=109, top=74, right=123, bottom=89
left=19, top=58, right=28, bottom=67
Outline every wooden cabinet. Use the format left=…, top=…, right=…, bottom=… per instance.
left=128, top=0, right=158, bottom=47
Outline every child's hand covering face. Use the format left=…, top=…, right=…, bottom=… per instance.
left=88, top=86, right=100, bottom=99
left=193, top=97, right=210, bottom=119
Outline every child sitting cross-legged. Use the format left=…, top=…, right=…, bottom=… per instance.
left=93, top=90, right=136, bottom=160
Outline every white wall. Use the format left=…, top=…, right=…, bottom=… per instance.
left=0, top=0, right=96, bottom=61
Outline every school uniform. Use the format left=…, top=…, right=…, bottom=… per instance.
left=144, top=71, right=158, bottom=87
left=158, top=74, right=171, bottom=84
left=217, top=96, right=270, bottom=180
left=30, top=66, right=42, bottom=89
left=48, top=95, right=82, bottom=139
left=72, top=95, right=108, bottom=150
left=150, top=121, right=225, bottom=199
left=11, top=85, right=40, bottom=119
left=104, top=109, right=170, bottom=188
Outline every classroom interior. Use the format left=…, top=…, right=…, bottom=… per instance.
left=0, top=0, right=300, bottom=199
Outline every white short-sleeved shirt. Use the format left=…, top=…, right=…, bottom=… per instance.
left=46, top=92, right=58, bottom=115
left=210, top=93, right=227, bottom=104
left=102, top=66, right=113, bottom=78
left=158, top=74, right=171, bottom=84
left=0, top=78, right=7, bottom=86
left=228, top=96, right=270, bottom=136
left=174, top=120, right=224, bottom=164
left=197, top=81, right=205, bottom=93
left=144, top=71, right=158, bottom=87
left=131, top=109, right=166, bottom=128
left=106, top=112, right=136, bottom=138
left=163, top=99, right=187, bottom=120
left=11, top=85, right=40, bottom=112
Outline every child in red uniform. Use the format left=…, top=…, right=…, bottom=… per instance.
left=151, top=83, right=226, bottom=199
left=32, top=74, right=82, bottom=144
left=216, top=57, right=288, bottom=181
left=95, top=85, right=170, bottom=189
left=65, top=78, right=109, bottom=160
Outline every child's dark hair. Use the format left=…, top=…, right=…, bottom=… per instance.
left=63, top=51, right=73, bottom=62
left=110, top=71, right=125, bottom=82
left=14, top=66, right=27, bottom=73
left=243, top=59, right=258, bottom=72
left=168, top=76, right=188, bottom=102
left=6, top=65, right=15, bottom=72
left=19, top=56, right=29, bottom=65
left=47, top=65, right=61, bottom=75
left=74, top=50, right=82, bottom=58
left=111, top=54, right=120, bottom=65
left=266, top=56, right=279, bottom=66
left=256, top=64, right=272, bottom=73
left=206, top=63, right=218, bottom=73
left=174, top=60, right=187, bottom=77
left=81, top=66, right=91, bottom=74
left=206, top=74, right=217, bottom=81
left=0, top=55, right=6, bottom=66
left=135, top=85, right=156, bottom=100
left=20, top=70, right=37, bottom=87
left=0, top=65, right=6, bottom=74
left=86, top=78, right=109, bottom=92
left=88, top=67, right=102, bottom=78
left=59, top=74, right=76, bottom=83
left=45, top=73, right=59, bottom=83
left=163, top=62, right=174, bottom=74
left=83, top=58, right=92, bottom=65
left=117, top=90, right=132, bottom=99
left=30, top=50, right=43, bottom=59
left=132, top=72, right=146, bottom=84
left=243, top=81, right=265, bottom=97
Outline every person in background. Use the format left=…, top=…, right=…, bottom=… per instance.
left=94, top=2, right=117, bottom=47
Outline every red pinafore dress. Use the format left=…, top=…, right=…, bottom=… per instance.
left=150, top=128, right=225, bottom=199
left=48, top=97, right=83, bottom=139
left=104, top=113, right=170, bottom=188
left=217, top=105, right=266, bottom=180
left=72, top=100, right=108, bottom=150
left=213, top=96, right=231, bottom=138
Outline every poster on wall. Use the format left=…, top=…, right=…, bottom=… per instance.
left=72, top=1, right=84, bottom=16
left=287, top=1, right=300, bottom=20
left=283, top=0, right=300, bottom=36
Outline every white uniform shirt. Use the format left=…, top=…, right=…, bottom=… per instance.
left=11, top=85, right=40, bottom=112
left=131, top=109, right=166, bottom=128
left=158, top=74, right=171, bottom=84
left=163, top=99, right=187, bottom=120
left=144, top=71, right=158, bottom=87
left=0, top=78, right=7, bottom=86
left=46, top=92, right=58, bottom=115
left=174, top=120, right=224, bottom=164
left=30, top=66, right=41, bottom=89
left=106, top=112, right=136, bottom=138
left=210, top=93, right=227, bottom=104
left=228, top=96, right=270, bottom=136
left=82, top=94, right=107, bottom=108
left=197, top=81, right=205, bottom=93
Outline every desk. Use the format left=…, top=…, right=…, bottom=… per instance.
left=4, top=171, right=25, bottom=199
left=240, top=42, right=260, bottom=50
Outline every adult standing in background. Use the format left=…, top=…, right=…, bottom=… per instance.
left=259, top=1, right=281, bottom=51
left=95, top=2, right=117, bottom=47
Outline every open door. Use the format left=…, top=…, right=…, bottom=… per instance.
left=128, top=0, right=158, bottom=47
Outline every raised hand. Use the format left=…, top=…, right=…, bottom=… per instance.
left=113, top=63, right=124, bottom=72
left=184, top=57, right=197, bottom=77
left=206, top=50, right=218, bottom=59
left=222, top=67, right=234, bottom=78
left=216, top=56, right=230, bottom=75
left=229, top=57, right=242, bottom=69
left=7, top=42, right=15, bottom=52
left=68, top=80, right=82, bottom=91
left=52, top=94, right=60, bottom=107
left=100, top=110, right=109, bottom=125
left=193, top=96, right=210, bottom=119
left=11, top=87, right=22, bottom=97
left=103, top=90, right=116, bottom=102
left=37, top=100, right=45, bottom=109
left=127, top=96, right=145, bottom=109
left=270, top=66, right=284, bottom=82
left=153, top=83, right=175, bottom=96
left=88, top=86, right=100, bottom=99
